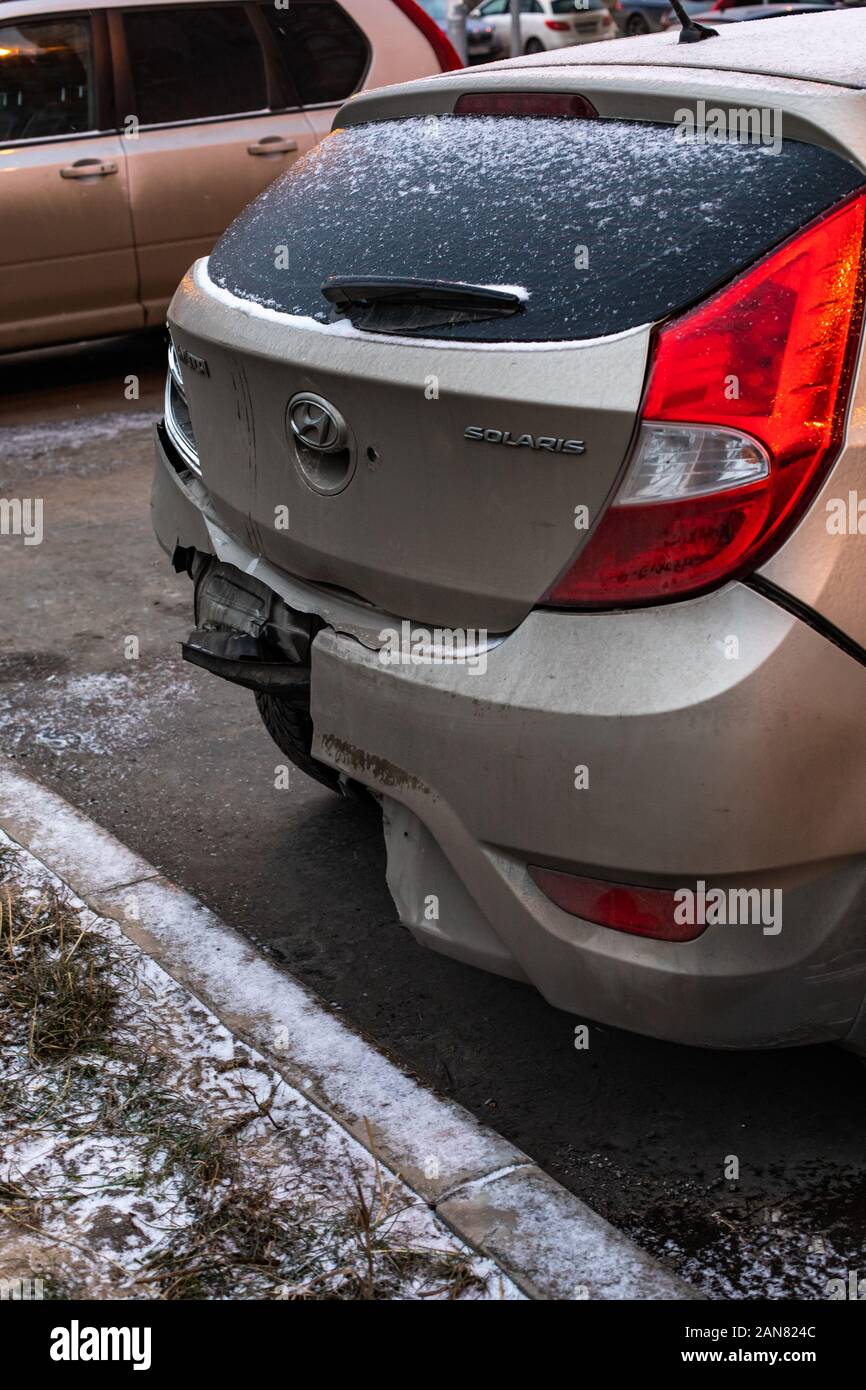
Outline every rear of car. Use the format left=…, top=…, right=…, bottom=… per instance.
left=152, top=15, right=866, bottom=1052
left=535, top=0, right=616, bottom=46
left=472, top=0, right=614, bottom=52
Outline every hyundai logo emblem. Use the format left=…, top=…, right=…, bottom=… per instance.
left=288, top=393, right=347, bottom=455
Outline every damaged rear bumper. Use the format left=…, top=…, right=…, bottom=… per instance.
left=153, top=419, right=866, bottom=1052
left=309, top=616, right=866, bottom=1053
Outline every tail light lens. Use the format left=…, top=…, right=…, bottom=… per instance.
left=390, top=0, right=463, bottom=71
left=454, top=92, right=598, bottom=118
left=545, top=19, right=571, bottom=29
left=529, top=866, right=706, bottom=942
left=545, top=189, right=866, bottom=608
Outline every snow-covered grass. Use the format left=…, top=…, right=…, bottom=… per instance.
left=0, top=834, right=520, bottom=1300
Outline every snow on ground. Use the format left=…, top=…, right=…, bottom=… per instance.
left=0, top=411, right=159, bottom=480
left=0, top=833, right=522, bottom=1299
left=0, top=664, right=196, bottom=763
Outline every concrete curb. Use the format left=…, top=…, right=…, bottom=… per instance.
left=0, top=759, right=701, bottom=1301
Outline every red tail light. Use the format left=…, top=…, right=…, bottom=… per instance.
left=454, top=92, right=598, bottom=118
left=390, top=0, right=463, bottom=72
left=545, top=189, right=866, bottom=608
left=544, top=18, right=571, bottom=29
left=529, top=866, right=706, bottom=942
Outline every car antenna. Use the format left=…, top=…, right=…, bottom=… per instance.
left=668, top=0, right=718, bottom=42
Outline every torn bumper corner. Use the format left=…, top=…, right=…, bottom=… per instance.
left=382, top=797, right=528, bottom=983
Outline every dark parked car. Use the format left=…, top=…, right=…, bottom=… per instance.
left=660, top=0, right=835, bottom=24
left=417, top=0, right=501, bottom=59
left=612, top=0, right=704, bottom=34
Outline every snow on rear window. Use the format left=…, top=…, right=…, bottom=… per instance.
left=209, top=116, right=864, bottom=342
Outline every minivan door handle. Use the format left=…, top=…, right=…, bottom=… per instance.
left=60, top=159, right=119, bottom=179
left=247, top=137, right=298, bottom=157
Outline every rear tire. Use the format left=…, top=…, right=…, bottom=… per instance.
left=524, top=37, right=544, bottom=53
left=625, top=12, right=650, bottom=34
left=255, top=691, right=341, bottom=794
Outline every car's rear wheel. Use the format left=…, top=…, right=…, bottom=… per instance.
left=255, top=691, right=341, bottom=793
left=625, top=12, right=650, bottom=33
left=524, top=37, right=544, bottom=53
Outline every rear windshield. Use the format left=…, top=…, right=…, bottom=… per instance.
left=209, top=116, right=864, bottom=342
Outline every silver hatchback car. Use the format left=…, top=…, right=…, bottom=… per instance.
left=152, top=11, right=866, bottom=1054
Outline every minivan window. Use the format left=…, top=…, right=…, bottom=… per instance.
left=0, top=19, right=96, bottom=141
left=123, top=6, right=267, bottom=125
left=259, top=1, right=368, bottom=107
left=210, top=116, right=866, bottom=343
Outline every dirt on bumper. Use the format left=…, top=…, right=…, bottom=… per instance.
left=310, top=610, right=866, bottom=1051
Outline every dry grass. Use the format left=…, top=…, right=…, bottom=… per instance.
left=0, top=847, right=493, bottom=1301
left=138, top=1158, right=488, bottom=1301
left=135, top=1110, right=488, bottom=1300
left=0, top=882, right=121, bottom=1063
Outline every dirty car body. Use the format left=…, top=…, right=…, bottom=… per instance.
left=153, top=12, right=866, bottom=1053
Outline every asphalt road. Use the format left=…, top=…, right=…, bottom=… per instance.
left=2, top=333, right=866, bottom=1300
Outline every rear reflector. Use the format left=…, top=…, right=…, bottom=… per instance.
left=545, top=188, right=866, bottom=607
left=391, top=0, right=463, bottom=72
left=453, top=92, right=598, bottom=119
left=529, top=866, right=707, bottom=942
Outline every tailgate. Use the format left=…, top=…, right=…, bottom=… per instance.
left=174, top=112, right=863, bottom=630
left=170, top=281, right=647, bottom=631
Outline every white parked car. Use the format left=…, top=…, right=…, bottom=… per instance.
left=470, top=0, right=616, bottom=53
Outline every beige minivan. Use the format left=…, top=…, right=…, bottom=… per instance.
left=0, top=0, right=460, bottom=352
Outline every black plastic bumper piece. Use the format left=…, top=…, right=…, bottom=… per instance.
left=181, top=629, right=312, bottom=701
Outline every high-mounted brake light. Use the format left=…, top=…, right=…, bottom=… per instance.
left=390, top=0, right=463, bottom=72
left=545, top=189, right=866, bottom=608
left=453, top=92, right=598, bottom=118
left=529, top=866, right=706, bottom=942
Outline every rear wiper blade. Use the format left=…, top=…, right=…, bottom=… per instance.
left=320, top=275, right=525, bottom=334
left=322, top=275, right=524, bottom=315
